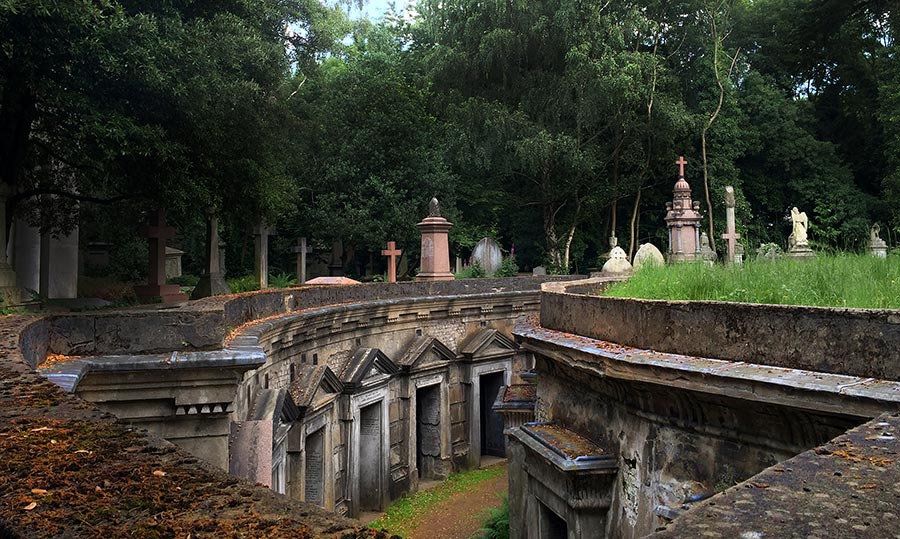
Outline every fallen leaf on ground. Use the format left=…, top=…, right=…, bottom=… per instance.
left=31, top=489, right=47, bottom=495
left=858, top=484, right=877, bottom=489
left=152, top=470, right=166, bottom=477
left=751, top=482, right=770, bottom=488
left=23, top=502, right=37, bottom=511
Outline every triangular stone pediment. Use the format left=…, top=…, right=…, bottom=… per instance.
left=342, top=348, right=398, bottom=390
left=398, top=336, right=456, bottom=372
left=289, top=364, right=343, bottom=409
left=458, top=329, right=518, bottom=361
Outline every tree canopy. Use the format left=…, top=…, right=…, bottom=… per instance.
left=2, top=0, right=896, bottom=279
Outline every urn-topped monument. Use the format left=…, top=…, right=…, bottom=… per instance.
left=665, top=156, right=703, bottom=262
left=416, top=197, right=454, bottom=281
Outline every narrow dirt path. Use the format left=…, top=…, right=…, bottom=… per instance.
left=405, top=464, right=508, bottom=539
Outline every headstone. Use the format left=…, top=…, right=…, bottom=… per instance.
left=471, top=237, right=502, bottom=275
left=218, top=241, right=227, bottom=276
left=869, top=223, right=888, bottom=258
left=734, top=242, right=745, bottom=265
left=756, top=242, right=783, bottom=261
left=0, top=185, right=25, bottom=305
left=294, top=237, right=312, bottom=284
left=416, top=197, right=454, bottom=281
left=328, top=240, right=344, bottom=276
left=632, top=243, right=665, bottom=271
left=164, top=247, right=184, bottom=280
left=85, top=242, right=112, bottom=270
left=787, top=207, right=815, bottom=258
left=254, top=223, right=270, bottom=289
left=455, top=257, right=462, bottom=274
left=191, top=214, right=230, bottom=299
left=134, top=209, right=187, bottom=303
left=40, top=229, right=79, bottom=299
left=664, top=156, right=703, bottom=262
left=721, top=186, right=742, bottom=265
left=699, top=232, right=718, bottom=263
left=601, top=246, right=633, bottom=274
left=13, top=219, right=40, bottom=292
left=532, top=266, right=547, bottom=276
left=381, top=241, right=402, bottom=283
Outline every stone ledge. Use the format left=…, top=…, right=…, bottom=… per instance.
left=40, top=348, right=266, bottom=393
left=649, top=412, right=900, bottom=539
left=514, top=322, right=900, bottom=419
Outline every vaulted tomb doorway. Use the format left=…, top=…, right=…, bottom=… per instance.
left=358, top=401, right=383, bottom=511
left=304, top=427, right=325, bottom=506
left=479, top=372, right=505, bottom=457
left=416, top=384, right=441, bottom=478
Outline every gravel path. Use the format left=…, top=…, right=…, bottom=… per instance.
left=405, top=464, right=508, bottom=539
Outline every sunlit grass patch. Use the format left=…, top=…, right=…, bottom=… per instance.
left=603, top=254, right=900, bottom=309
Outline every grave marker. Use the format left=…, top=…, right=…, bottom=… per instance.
left=721, top=186, right=742, bottom=265
left=294, top=237, right=313, bottom=284
left=134, top=209, right=187, bottom=303
left=381, top=241, right=402, bottom=283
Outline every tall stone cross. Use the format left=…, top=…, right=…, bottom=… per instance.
left=254, top=223, right=269, bottom=290
left=676, top=156, right=688, bottom=177
left=146, top=209, right=176, bottom=288
left=381, top=241, right=402, bottom=283
left=721, top=186, right=741, bottom=265
left=134, top=208, right=187, bottom=303
left=294, top=237, right=312, bottom=284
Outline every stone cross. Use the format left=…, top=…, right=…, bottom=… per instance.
left=190, top=212, right=229, bottom=299
left=146, top=209, right=176, bottom=288
left=676, top=156, right=688, bottom=177
left=381, top=241, right=402, bottom=283
left=294, top=237, right=312, bottom=284
left=721, top=186, right=741, bottom=265
left=254, top=223, right=269, bottom=290
left=134, top=208, right=186, bottom=303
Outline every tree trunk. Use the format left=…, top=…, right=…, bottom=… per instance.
left=628, top=188, right=642, bottom=260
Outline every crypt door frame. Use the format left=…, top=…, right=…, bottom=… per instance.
left=409, top=371, right=452, bottom=482
left=468, top=359, right=511, bottom=467
left=348, top=387, right=391, bottom=517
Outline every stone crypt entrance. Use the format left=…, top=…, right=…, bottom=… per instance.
left=358, top=401, right=384, bottom=512
left=479, top=372, right=505, bottom=457
left=304, top=427, right=325, bottom=506
left=416, top=384, right=442, bottom=479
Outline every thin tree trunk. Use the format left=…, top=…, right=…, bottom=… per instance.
left=628, top=188, right=642, bottom=260
left=701, top=9, right=740, bottom=255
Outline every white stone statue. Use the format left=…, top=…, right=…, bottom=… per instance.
left=790, top=207, right=809, bottom=247
left=869, top=223, right=888, bottom=258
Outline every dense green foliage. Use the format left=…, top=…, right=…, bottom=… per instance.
left=2, top=0, right=896, bottom=280
left=473, top=496, right=510, bottom=539
left=605, top=255, right=900, bottom=309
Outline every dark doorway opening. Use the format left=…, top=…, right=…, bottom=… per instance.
left=540, top=502, right=568, bottom=539
left=416, top=384, right=441, bottom=478
left=358, top=401, right=383, bottom=511
left=479, top=372, right=505, bottom=457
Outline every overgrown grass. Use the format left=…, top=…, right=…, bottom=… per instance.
left=604, top=254, right=900, bottom=309
left=368, top=465, right=507, bottom=538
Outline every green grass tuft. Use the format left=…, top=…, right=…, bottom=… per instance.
left=604, top=254, right=900, bottom=309
left=368, top=465, right=506, bottom=538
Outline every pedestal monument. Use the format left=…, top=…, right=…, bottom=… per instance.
left=664, top=156, right=703, bottom=262
left=416, top=198, right=454, bottom=281
left=869, top=224, right=888, bottom=258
